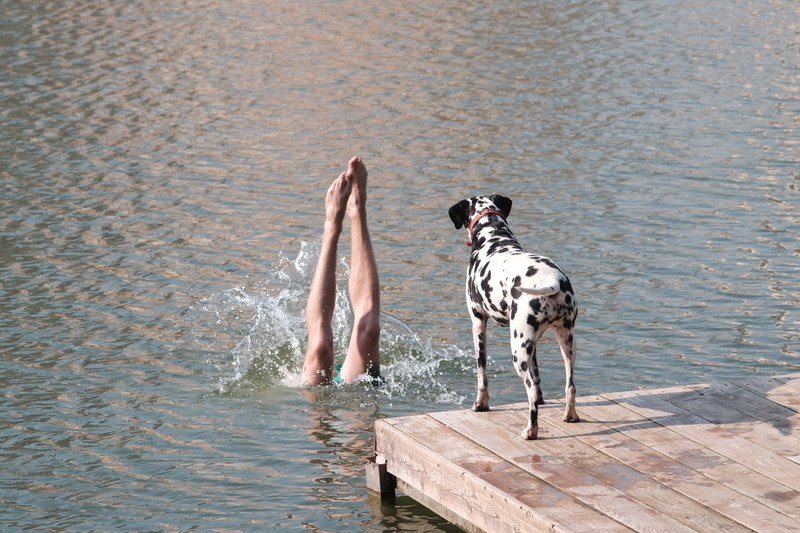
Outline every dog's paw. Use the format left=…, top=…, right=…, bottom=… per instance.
left=521, top=425, right=538, bottom=440
left=472, top=402, right=490, bottom=412
left=563, top=406, right=580, bottom=423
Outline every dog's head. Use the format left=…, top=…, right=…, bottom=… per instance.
left=448, top=194, right=512, bottom=230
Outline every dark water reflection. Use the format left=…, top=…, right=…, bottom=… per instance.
left=1, top=0, right=798, bottom=530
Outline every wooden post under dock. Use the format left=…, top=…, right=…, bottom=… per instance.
left=367, top=373, right=800, bottom=532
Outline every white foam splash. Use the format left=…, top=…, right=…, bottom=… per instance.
left=208, top=240, right=470, bottom=406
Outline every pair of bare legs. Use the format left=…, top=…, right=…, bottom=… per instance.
left=301, top=156, right=380, bottom=386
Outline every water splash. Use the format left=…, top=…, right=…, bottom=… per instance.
left=206, top=240, right=469, bottom=406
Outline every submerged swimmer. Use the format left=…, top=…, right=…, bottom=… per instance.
left=301, top=156, right=381, bottom=385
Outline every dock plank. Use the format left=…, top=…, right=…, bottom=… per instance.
left=370, top=374, right=800, bottom=532
left=433, top=407, right=722, bottom=533
left=735, top=374, right=800, bottom=413
left=561, top=396, right=800, bottom=530
left=376, top=414, right=566, bottom=533
left=381, top=414, right=629, bottom=532
left=668, top=384, right=800, bottom=458
left=603, top=387, right=800, bottom=493
left=487, top=406, right=754, bottom=533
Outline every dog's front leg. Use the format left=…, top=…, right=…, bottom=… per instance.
left=471, top=317, right=490, bottom=412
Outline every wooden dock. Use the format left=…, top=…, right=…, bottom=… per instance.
left=367, top=373, right=800, bottom=532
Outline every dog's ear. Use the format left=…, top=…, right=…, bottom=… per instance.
left=492, top=195, right=512, bottom=218
left=448, top=200, right=470, bottom=229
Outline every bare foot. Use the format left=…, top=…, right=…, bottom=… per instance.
left=346, top=156, right=368, bottom=219
left=326, top=171, right=352, bottom=228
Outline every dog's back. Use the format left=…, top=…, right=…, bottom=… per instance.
left=470, top=236, right=573, bottom=324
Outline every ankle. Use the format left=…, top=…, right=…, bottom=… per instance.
left=323, top=218, right=344, bottom=237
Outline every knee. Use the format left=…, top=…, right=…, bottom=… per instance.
left=355, top=309, right=380, bottom=344
left=306, top=329, right=334, bottom=364
left=302, top=330, right=335, bottom=385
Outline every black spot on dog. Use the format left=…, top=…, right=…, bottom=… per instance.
left=520, top=361, right=528, bottom=372
left=559, top=277, right=573, bottom=294
left=526, top=265, right=539, bottom=277
left=469, top=287, right=482, bottom=304
left=488, top=241, right=504, bottom=255
left=530, top=299, right=541, bottom=313
left=480, top=272, right=492, bottom=295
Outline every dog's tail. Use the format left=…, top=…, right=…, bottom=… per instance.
left=518, top=276, right=561, bottom=297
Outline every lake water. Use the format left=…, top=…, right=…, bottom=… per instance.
left=1, top=0, right=798, bottom=530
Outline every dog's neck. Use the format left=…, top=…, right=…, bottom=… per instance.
left=466, top=208, right=506, bottom=246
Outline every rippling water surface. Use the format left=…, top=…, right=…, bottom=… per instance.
left=1, top=0, right=798, bottom=530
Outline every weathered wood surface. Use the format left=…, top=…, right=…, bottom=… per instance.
left=371, top=373, right=800, bottom=532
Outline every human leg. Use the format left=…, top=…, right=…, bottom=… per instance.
left=338, top=156, right=380, bottom=383
left=301, top=171, right=352, bottom=385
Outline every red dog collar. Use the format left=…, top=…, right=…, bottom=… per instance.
left=466, top=208, right=505, bottom=246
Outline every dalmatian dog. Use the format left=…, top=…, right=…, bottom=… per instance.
left=448, top=194, right=579, bottom=440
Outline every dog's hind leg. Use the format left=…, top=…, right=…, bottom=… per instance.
left=555, top=322, right=579, bottom=423
left=471, top=316, right=490, bottom=412
left=511, top=327, right=542, bottom=440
